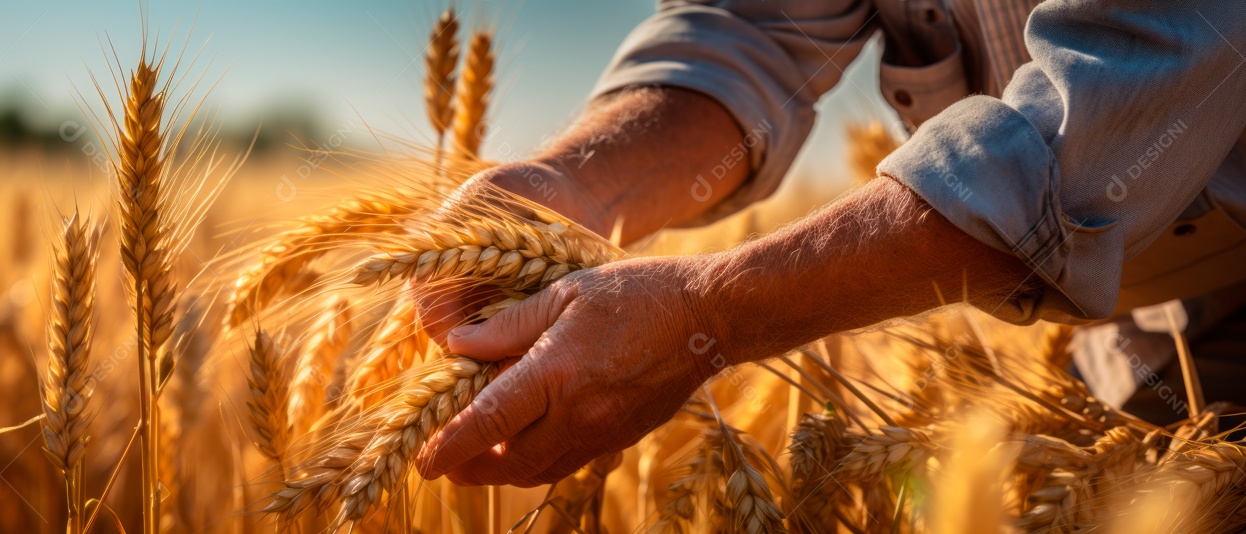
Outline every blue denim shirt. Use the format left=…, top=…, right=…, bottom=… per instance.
left=590, top=0, right=1246, bottom=324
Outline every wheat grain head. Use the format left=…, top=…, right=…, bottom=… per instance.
left=40, top=211, right=101, bottom=477
left=289, top=297, right=354, bottom=436
left=264, top=357, right=496, bottom=524
left=425, top=8, right=460, bottom=141
left=246, top=330, right=292, bottom=467
left=451, top=29, right=494, bottom=159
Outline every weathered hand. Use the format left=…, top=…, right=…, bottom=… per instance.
left=414, top=255, right=721, bottom=487
left=418, top=159, right=610, bottom=344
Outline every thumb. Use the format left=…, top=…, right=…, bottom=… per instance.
left=447, top=283, right=576, bottom=359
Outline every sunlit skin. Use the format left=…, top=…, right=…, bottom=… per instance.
left=414, top=87, right=1035, bottom=487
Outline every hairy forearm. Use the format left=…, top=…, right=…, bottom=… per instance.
left=696, top=176, right=1038, bottom=363
left=489, top=87, right=750, bottom=243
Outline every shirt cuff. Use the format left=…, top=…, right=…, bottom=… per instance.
left=878, top=96, right=1125, bottom=324
left=588, top=4, right=819, bottom=226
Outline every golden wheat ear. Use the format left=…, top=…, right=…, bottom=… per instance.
left=79, top=28, right=243, bottom=531
left=648, top=427, right=727, bottom=534
left=785, top=411, right=848, bottom=530
left=246, top=329, right=292, bottom=468
left=425, top=7, right=460, bottom=149
left=225, top=192, right=421, bottom=328
left=288, top=297, right=354, bottom=438
left=451, top=28, right=494, bottom=161
left=262, top=357, right=496, bottom=524
left=351, top=182, right=622, bottom=291
left=40, top=210, right=102, bottom=534
left=846, top=121, right=901, bottom=186
left=341, top=292, right=433, bottom=411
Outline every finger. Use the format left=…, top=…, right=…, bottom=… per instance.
left=447, top=281, right=576, bottom=359
left=446, top=443, right=577, bottom=488
left=419, top=296, right=467, bottom=346
left=526, top=452, right=598, bottom=487
left=414, top=283, right=479, bottom=345
left=417, top=356, right=550, bottom=479
left=443, top=419, right=575, bottom=487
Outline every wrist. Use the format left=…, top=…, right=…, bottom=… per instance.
left=677, top=252, right=753, bottom=379
left=529, top=154, right=617, bottom=233
left=691, top=240, right=825, bottom=366
left=473, top=159, right=612, bottom=237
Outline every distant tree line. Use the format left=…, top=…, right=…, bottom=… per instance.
left=0, top=99, right=332, bottom=155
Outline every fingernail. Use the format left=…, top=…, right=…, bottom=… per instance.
left=450, top=324, right=480, bottom=338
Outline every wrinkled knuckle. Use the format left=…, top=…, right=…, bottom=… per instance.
left=542, top=361, right=575, bottom=388
left=490, top=306, right=523, bottom=335
left=573, top=397, right=619, bottom=438
left=541, top=283, right=577, bottom=317
left=474, top=410, right=515, bottom=444
left=549, top=274, right=583, bottom=303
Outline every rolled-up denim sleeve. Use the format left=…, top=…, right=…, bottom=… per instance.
left=879, top=0, right=1246, bottom=324
left=591, top=0, right=875, bottom=225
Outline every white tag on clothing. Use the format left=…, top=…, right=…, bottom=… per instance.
left=1131, top=299, right=1188, bottom=334
left=1071, top=323, right=1137, bottom=408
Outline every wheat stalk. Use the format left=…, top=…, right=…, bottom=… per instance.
left=1145, top=442, right=1246, bottom=533
left=327, top=346, right=359, bottom=412
left=117, top=55, right=177, bottom=358
left=425, top=8, right=460, bottom=149
left=353, top=215, right=615, bottom=290
left=246, top=330, right=292, bottom=469
left=546, top=452, right=622, bottom=533
left=721, top=429, right=785, bottom=534
left=229, top=194, right=419, bottom=327
left=845, top=121, right=900, bottom=185
left=289, top=297, right=354, bottom=436
left=39, top=211, right=100, bottom=534
left=833, top=426, right=935, bottom=480
left=264, top=357, right=496, bottom=525
left=343, top=292, right=432, bottom=409
left=1018, top=427, right=1153, bottom=532
left=113, top=48, right=178, bottom=534
left=452, top=29, right=494, bottom=159
left=162, top=299, right=212, bottom=532
left=649, top=429, right=726, bottom=534
left=786, top=411, right=854, bottom=533
left=1040, top=324, right=1076, bottom=369
left=1010, top=434, right=1094, bottom=473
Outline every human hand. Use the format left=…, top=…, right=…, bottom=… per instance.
left=417, top=85, right=754, bottom=342
left=418, top=159, right=612, bottom=344
left=414, top=254, right=725, bottom=487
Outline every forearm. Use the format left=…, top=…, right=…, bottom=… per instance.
left=488, top=87, right=750, bottom=244
left=697, top=176, right=1038, bottom=363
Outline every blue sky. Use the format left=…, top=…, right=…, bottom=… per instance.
left=0, top=1, right=894, bottom=188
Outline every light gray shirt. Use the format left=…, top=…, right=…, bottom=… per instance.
left=590, top=0, right=1246, bottom=325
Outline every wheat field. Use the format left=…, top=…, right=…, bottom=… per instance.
left=1, top=7, right=1244, bottom=534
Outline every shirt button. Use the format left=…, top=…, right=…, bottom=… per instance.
left=894, top=89, right=913, bottom=107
